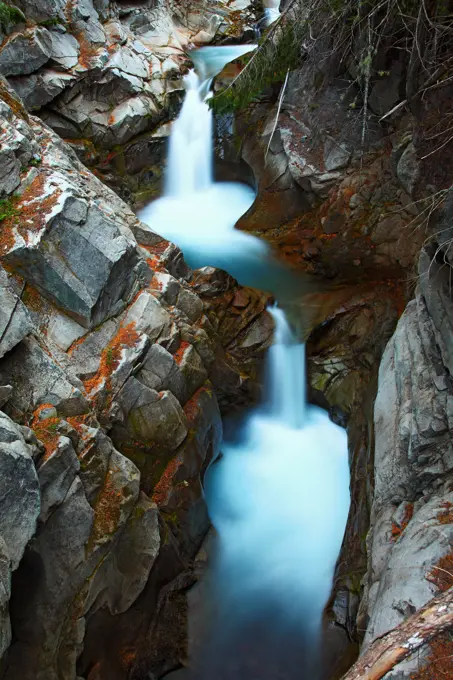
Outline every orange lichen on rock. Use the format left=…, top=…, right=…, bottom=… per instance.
left=89, top=467, right=123, bottom=548
left=411, top=631, right=453, bottom=679
left=427, top=551, right=453, bottom=593
left=22, top=284, right=48, bottom=314
left=438, top=502, right=453, bottom=525
left=0, top=80, right=29, bottom=121
left=173, top=341, right=190, bottom=365
left=31, top=405, right=61, bottom=459
left=183, top=386, right=206, bottom=425
left=151, top=455, right=182, bottom=506
left=391, top=503, right=414, bottom=541
left=0, top=172, right=61, bottom=256
left=83, top=322, right=140, bottom=396
left=119, top=647, right=137, bottom=671
left=75, top=31, right=100, bottom=69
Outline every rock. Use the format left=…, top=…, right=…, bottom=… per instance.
left=368, top=63, right=403, bottom=118
left=397, top=142, right=420, bottom=196
left=0, top=27, right=52, bottom=76
left=115, top=376, right=188, bottom=450
left=0, top=410, right=40, bottom=569
left=324, top=137, right=351, bottom=171
left=49, top=29, right=80, bottom=70
left=0, top=536, right=11, bottom=659
left=0, top=336, right=89, bottom=419
left=13, top=0, right=67, bottom=22
left=4, top=194, right=141, bottom=329
left=0, top=386, right=12, bottom=409
left=361, top=248, right=453, bottom=674
left=86, top=492, right=160, bottom=615
left=0, top=267, right=32, bottom=359
left=9, top=69, right=76, bottom=109
left=37, top=435, right=80, bottom=522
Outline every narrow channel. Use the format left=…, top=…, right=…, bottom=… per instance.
left=138, top=46, right=351, bottom=680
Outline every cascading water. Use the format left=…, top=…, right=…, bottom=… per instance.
left=138, top=44, right=350, bottom=680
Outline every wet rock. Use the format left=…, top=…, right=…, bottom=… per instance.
left=0, top=27, right=52, bottom=76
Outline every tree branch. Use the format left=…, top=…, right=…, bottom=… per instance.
left=340, top=588, right=453, bottom=680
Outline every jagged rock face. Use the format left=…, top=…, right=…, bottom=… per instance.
left=0, top=79, right=270, bottom=679
left=357, top=245, right=453, bottom=678
left=237, top=56, right=425, bottom=283
left=0, top=0, right=254, bottom=202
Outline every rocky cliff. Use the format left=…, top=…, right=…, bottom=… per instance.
left=223, top=0, right=453, bottom=675
left=0, top=36, right=271, bottom=677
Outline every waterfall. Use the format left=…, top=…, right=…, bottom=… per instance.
left=138, top=44, right=350, bottom=680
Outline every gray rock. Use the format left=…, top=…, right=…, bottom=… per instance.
left=324, top=137, right=351, bottom=171
left=86, top=492, right=160, bottom=615
left=49, top=30, right=80, bottom=70
left=13, top=0, right=67, bottom=22
left=0, top=411, right=40, bottom=569
left=0, top=536, right=11, bottom=659
left=0, top=336, right=89, bottom=418
left=116, top=376, right=188, bottom=450
left=138, top=343, right=186, bottom=402
left=0, top=268, right=32, bottom=359
left=0, top=386, right=12, bottom=409
left=397, top=142, right=420, bottom=196
left=5, top=198, right=141, bottom=329
left=124, top=290, right=171, bottom=341
left=37, top=435, right=80, bottom=522
left=0, top=27, right=52, bottom=76
left=9, top=69, right=76, bottom=109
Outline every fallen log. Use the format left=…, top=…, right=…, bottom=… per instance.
left=340, top=587, right=453, bottom=680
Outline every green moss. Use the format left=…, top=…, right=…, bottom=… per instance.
left=0, top=2, right=25, bottom=32
left=37, top=17, right=62, bottom=27
left=211, top=19, right=306, bottom=115
left=0, top=197, right=18, bottom=222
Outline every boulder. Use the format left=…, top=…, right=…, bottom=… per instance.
left=0, top=27, right=52, bottom=76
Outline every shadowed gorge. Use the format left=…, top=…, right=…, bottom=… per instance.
left=1, top=0, right=453, bottom=678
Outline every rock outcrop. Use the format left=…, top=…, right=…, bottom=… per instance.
left=0, top=0, right=254, bottom=202
left=357, top=239, right=453, bottom=677
left=0, top=76, right=270, bottom=679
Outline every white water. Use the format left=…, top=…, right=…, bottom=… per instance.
left=138, top=44, right=350, bottom=680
